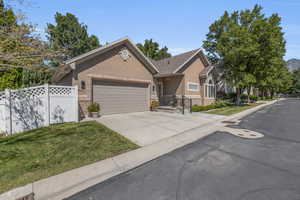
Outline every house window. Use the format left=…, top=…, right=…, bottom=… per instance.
left=152, top=85, right=155, bottom=92
left=205, top=83, right=216, bottom=98
left=187, top=82, right=199, bottom=91
left=80, top=80, right=86, bottom=90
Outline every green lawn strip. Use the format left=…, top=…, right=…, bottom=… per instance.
left=0, top=121, right=139, bottom=193
left=205, top=104, right=259, bottom=116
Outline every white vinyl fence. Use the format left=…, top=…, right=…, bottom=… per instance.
left=0, top=84, right=78, bottom=135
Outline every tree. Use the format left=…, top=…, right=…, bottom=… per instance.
left=290, top=69, right=300, bottom=94
left=253, top=13, right=287, bottom=97
left=0, top=0, right=57, bottom=90
left=137, top=39, right=171, bottom=60
left=203, top=5, right=287, bottom=103
left=46, top=12, right=100, bottom=61
left=203, top=5, right=263, bottom=104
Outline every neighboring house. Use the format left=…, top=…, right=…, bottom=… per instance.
left=53, top=37, right=216, bottom=117
left=218, top=80, right=256, bottom=96
left=214, top=63, right=255, bottom=96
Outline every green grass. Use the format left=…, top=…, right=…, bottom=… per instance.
left=0, top=121, right=139, bottom=193
left=206, top=104, right=259, bottom=116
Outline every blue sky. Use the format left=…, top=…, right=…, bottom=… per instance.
left=13, top=0, right=300, bottom=59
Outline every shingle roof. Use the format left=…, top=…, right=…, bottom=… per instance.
left=151, top=49, right=200, bottom=74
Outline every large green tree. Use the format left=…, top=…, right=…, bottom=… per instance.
left=253, top=12, right=287, bottom=96
left=203, top=5, right=263, bottom=104
left=137, top=39, right=171, bottom=60
left=46, top=12, right=100, bottom=60
left=203, top=5, right=288, bottom=103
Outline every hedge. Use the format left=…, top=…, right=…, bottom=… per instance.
left=192, top=100, right=231, bottom=112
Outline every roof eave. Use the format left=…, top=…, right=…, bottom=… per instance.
left=154, top=73, right=183, bottom=78
left=65, top=37, right=130, bottom=65
left=64, top=37, right=159, bottom=74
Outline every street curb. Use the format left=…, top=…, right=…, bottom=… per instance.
left=226, top=99, right=280, bottom=121
left=0, top=99, right=280, bottom=200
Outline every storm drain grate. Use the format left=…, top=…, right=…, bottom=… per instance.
left=221, top=127, right=264, bottom=139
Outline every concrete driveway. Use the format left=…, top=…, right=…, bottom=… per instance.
left=96, top=111, right=225, bottom=146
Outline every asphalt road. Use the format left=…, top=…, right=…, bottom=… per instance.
left=67, top=99, right=300, bottom=200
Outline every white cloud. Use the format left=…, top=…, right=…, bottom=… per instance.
left=168, top=47, right=190, bottom=55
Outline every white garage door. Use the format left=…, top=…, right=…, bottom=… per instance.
left=93, top=80, right=149, bottom=115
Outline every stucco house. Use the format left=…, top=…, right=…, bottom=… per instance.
left=53, top=37, right=216, bottom=117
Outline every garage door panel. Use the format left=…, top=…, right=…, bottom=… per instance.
left=93, top=80, right=149, bottom=115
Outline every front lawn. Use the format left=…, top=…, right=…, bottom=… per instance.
left=206, top=104, right=259, bottom=115
left=0, top=121, right=139, bottom=193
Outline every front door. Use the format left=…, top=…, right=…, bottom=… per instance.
left=158, top=82, right=164, bottom=97
left=158, top=82, right=167, bottom=105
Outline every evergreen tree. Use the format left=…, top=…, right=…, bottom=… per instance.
left=137, top=39, right=171, bottom=60
left=46, top=12, right=100, bottom=60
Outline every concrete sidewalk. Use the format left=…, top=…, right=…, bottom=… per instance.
left=0, top=100, right=279, bottom=200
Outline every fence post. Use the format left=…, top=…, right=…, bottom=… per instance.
left=182, top=95, right=185, bottom=115
left=190, top=98, right=192, bottom=113
left=44, top=84, right=50, bottom=126
left=74, top=85, right=79, bottom=122
left=5, top=89, right=12, bottom=135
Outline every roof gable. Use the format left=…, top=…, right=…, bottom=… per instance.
left=151, top=49, right=210, bottom=75
left=53, top=37, right=159, bottom=83
left=66, top=37, right=159, bottom=73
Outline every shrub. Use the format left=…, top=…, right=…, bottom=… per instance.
left=192, top=104, right=216, bottom=112
left=150, top=100, right=159, bottom=110
left=241, top=94, right=248, bottom=100
left=192, top=105, right=206, bottom=112
left=216, top=91, right=227, bottom=99
left=265, top=96, right=273, bottom=100
left=215, top=100, right=231, bottom=108
left=88, top=103, right=100, bottom=112
left=206, top=104, right=216, bottom=110
left=249, top=95, right=258, bottom=102
left=227, top=92, right=237, bottom=100
left=192, top=100, right=231, bottom=112
left=240, top=94, right=250, bottom=103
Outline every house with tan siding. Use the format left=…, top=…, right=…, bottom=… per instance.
left=53, top=37, right=217, bottom=117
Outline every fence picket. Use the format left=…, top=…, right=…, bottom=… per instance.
left=4, top=89, right=12, bottom=135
